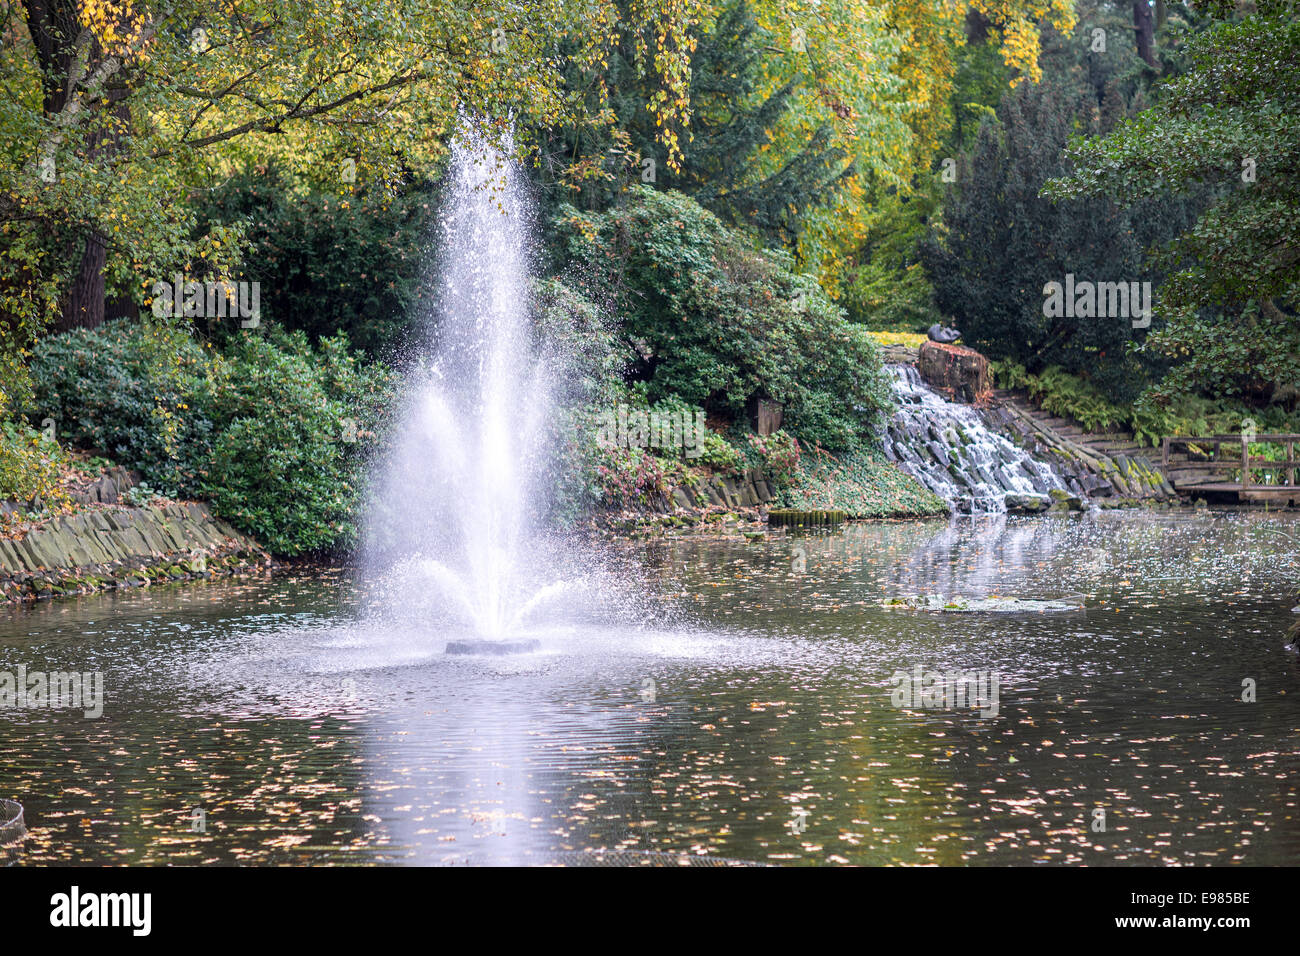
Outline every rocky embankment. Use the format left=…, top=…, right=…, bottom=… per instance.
left=986, top=399, right=1176, bottom=507
left=0, top=466, right=268, bottom=603
left=668, top=468, right=778, bottom=512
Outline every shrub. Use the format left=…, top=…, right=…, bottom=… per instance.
left=0, top=421, right=69, bottom=508
left=746, top=430, right=801, bottom=488
left=594, top=446, right=676, bottom=509
left=199, top=332, right=396, bottom=555
left=194, top=166, right=436, bottom=356
left=29, top=321, right=397, bottom=556
left=990, top=361, right=1300, bottom=448
left=695, top=430, right=744, bottom=475
left=557, top=386, right=744, bottom=514
left=27, top=319, right=219, bottom=495
left=552, top=187, right=892, bottom=453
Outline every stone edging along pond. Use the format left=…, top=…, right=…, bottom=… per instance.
left=596, top=468, right=783, bottom=533
left=0, top=501, right=270, bottom=603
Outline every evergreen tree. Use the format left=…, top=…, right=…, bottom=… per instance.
left=922, top=5, right=1202, bottom=399
left=533, top=1, right=846, bottom=251
left=672, top=1, right=848, bottom=247
left=1046, top=8, right=1300, bottom=404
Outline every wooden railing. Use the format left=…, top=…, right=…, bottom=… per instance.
left=1161, top=434, right=1300, bottom=496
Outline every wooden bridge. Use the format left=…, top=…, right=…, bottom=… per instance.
left=1161, top=434, right=1300, bottom=504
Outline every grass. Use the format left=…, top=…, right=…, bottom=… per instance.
left=866, top=330, right=927, bottom=348
left=778, top=447, right=948, bottom=518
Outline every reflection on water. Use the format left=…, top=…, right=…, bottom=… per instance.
left=1, top=510, right=1298, bottom=865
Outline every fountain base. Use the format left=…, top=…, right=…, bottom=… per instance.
left=445, top=638, right=540, bottom=656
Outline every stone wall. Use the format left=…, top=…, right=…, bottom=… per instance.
left=664, top=468, right=776, bottom=512
left=597, top=467, right=778, bottom=534
left=0, top=501, right=269, bottom=603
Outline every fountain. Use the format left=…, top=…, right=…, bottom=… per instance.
left=363, top=121, right=594, bottom=653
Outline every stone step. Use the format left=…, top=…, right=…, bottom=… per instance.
left=1095, top=441, right=1145, bottom=451
left=1081, top=433, right=1135, bottom=443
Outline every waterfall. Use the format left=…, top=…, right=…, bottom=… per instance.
left=880, top=365, right=1072, bottom=514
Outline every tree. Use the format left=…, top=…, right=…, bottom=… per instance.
left=922, top=6, right=1202, bottom=399
left=0, top=0, right=699, bottom=353
left=538, top=0, right=1078, bottom=294
left=1044, top=8, right=1300, bottom=402
left=1132, top=0, right=1156, bottom=66
left=538, top=1, right=851, bottom=250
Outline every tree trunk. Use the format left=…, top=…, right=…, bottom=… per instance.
left=56, top=231, right=107, bottom=332
left=1133, top=0, right=1157, bottom=67
left=26, top=0, right=134, bottom=333
left=55, top=94, right=132, bottom=333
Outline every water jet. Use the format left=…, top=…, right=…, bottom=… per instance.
left=363, top=120, right=606, bottom=650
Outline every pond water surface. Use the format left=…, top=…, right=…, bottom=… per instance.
left=2, top=509, right=1298, bottom=865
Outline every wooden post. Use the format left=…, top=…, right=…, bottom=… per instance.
left=1241, top=434, right=1251, bottom=491
left=1162, top=436, right=1169, bottom=472
left=1288, top=440, right=1295, bottom=488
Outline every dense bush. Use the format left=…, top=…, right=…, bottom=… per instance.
left=744, top=430, right=801, bottom=488
left=195, top=166, right=436, bottom=356
left=533, top=277, right=629, bottom=409
left=553, top=187, right=891, bottom=453
left=695, top=429, right=744, bottom=475
left=28, top=321, right=220, bottom=495
left=592, top=446, right=684, bottom=510
left=199, top=333, right=397, bottom=555
left=29, top=321, right=396, bottom=555
left=553, top=381, right=748, bottom=519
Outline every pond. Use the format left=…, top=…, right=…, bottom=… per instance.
left=2, top=509, right=1298, bottom=865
